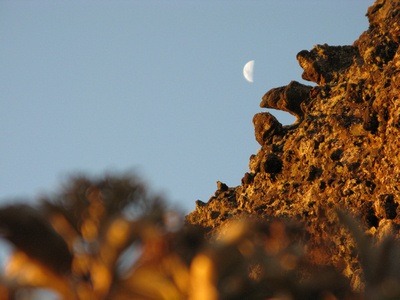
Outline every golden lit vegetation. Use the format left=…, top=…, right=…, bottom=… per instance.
left=0, top=174, right=399, bottom=299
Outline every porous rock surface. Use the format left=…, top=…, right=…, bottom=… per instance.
left=187, top=0, right=400, bottom=288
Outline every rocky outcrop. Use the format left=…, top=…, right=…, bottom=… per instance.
left=187, top=0, right=400, bottom=289
left=260, top=81, right=312, bottom=120
left=297, top=45, right=358, bottom=85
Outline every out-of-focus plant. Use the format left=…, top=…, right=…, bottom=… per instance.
left=0, top=173, right=185, bottom=299
left=338, top=210, right=400, bottom=300
left=0, top=173, right=399, bottom=299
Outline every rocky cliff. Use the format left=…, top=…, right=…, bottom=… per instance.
left=1, top=1, right=400, bottom=298
left=187, top=0, right=400, bottom=290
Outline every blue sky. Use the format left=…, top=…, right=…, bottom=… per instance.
left=1, top=1, right=373, bottom=213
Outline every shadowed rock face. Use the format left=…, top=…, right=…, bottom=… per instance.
left=187, top=0, right=400, bottom=289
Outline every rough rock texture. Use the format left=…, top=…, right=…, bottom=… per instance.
left=187, top=0, right=400, bottom=290
left=260, top=80, right=312, bottom=121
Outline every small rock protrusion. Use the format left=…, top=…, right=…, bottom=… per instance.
left=297, top=44, right=358, bottom=85
left=195, top=200, right=207, bottom=209
left=241, top=172, right=255, bottom=185
left=260, top=81, right=312, bottom=120
left=216, top=181, right=229, bottom=192
left=253, top=112, right=283, bottom=146
left=248, top=154, right=260, bottom=174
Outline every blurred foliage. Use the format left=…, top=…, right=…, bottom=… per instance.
left=0, top=173, right=399, bottom=299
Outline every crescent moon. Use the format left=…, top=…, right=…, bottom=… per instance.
left=243, top=60, right=254, bottom=83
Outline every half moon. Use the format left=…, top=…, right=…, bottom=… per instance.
left=243, top=60, right=254, bottom=83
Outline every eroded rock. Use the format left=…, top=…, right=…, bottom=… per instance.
left=297, top=44, right=359, bottom=85
left=260, top=81, right=312, bottom=120
left=253, top=112, right=283, bottom=145
left=186, top=0, right=400, bottom=291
